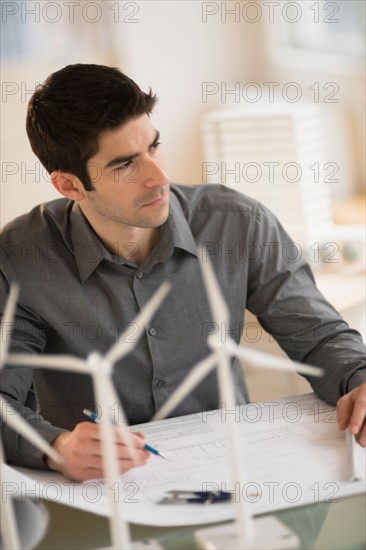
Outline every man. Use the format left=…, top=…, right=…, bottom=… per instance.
left=1, top=64, right=365, bottom=482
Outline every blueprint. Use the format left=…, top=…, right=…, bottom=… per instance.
left=3, top=393, right=365, bottom=526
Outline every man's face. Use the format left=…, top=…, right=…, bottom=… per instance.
left=81, top=114, right=170, bottom=230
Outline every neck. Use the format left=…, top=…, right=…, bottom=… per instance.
left=107, top=226, right=160, bottom=264
left=79, top=208, right=160, bottom=264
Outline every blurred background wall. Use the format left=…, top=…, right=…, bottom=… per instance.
left=1, top=0, right=365, bottom=227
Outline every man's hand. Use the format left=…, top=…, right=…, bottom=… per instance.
left=46, top=422, right=150, bottom=481
left=337, top=381, right=366, bottom=447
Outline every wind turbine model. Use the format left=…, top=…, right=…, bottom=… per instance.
left=0, top=286, right=63, bottom=550
left=2, top=282, right=171, bottom=550
left=153, top=248, right=323, bottom=550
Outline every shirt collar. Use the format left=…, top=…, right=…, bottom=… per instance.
left=148, top=190, right=198, bottom=265
left=69, top=202, right=114, bottom=284
left=68, top=187, right=198, bottom=283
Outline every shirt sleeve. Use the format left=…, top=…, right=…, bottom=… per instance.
left=0, top=272, right=67, bottom=469
left=246, top=203, right=366, bottom=405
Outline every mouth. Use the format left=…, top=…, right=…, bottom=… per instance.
left=143, top=193, right=168, bottom=208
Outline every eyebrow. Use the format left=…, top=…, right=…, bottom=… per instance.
left=103, top=130, right=160, bottom=169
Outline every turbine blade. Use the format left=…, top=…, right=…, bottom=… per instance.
left=103, top=382, right=142, bottom=464
left=234, top=345, right=323, bottom=377
left=153, top=353, right=218, bottom=421
left=106, top=281, right=171, bottom=364
left=0, top=396, right=62, bottom=464
left=6, top=354, right=90, bottom=373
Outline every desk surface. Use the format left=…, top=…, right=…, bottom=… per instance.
left=35, top=493, right=366, bottom=550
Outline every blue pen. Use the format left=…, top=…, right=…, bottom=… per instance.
left=83, top=408, right=169, bottom=460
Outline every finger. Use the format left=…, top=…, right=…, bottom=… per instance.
left=128, top=432, right=146, bottom=446
left=115, top=430, right=146, bottom=449
left=77, top=455, right=105, bottom=470
left=78, top=437, right=148, bottom=462
left=337, top=397, right=354, bottom=430
left=86, top=430, right=149, bottom=461
left=356, top=422, right=366, bottom=447
left=80, top=452, right=148, bottom=471
left=115, top=445, right=150, bottom=461
left=132, top=431, right=146, bottom=440
left=74, top=421, right=102, bottom=441
left=349, top=398, right=366, bottom=435
left=67, top=434, right=104, bottom=460
left=79, top=424, right=146, bottom=454
left=65, top=449, right=150, bottom=481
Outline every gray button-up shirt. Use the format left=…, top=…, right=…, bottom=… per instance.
left=1, top=184, right=365, bottom=469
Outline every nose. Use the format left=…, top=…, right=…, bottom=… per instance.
left=143, top=157, right=170, bottom=188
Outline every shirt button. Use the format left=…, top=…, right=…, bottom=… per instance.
left=136, top=272, right=143, bottom=279
left=149, top=327, right=157, bottom=336
left=156, top=379, right=166, bottom=388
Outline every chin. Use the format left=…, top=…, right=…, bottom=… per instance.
left=154, top=201, right=170, bottom=225
left=154, top=211, right=169, bottom=228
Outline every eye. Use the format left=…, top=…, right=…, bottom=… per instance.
left=115, top=160, right=134, bottom=171
left=150, top=141, right=161, bottom=151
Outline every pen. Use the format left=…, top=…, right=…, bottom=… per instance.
left=156, top=489, right=267, bottom=505
left=83, top=408, right=169, bottom=460
left=158, top=490, right=232, bottom=505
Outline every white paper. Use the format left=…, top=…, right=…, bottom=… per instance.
left=3, top=394, right=365, bottom=527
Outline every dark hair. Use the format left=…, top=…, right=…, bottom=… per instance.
left=26, top=64, right=158, bottom=191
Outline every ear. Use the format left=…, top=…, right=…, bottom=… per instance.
left=50, top=170, right=86, bottom=201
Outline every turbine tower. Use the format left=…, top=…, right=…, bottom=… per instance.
left=2, top=283, right=171, bottom=550
left=154, top=248, right=323, bottom=550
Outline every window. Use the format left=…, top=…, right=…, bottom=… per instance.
left=266, top=0, right=365, bottom=70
